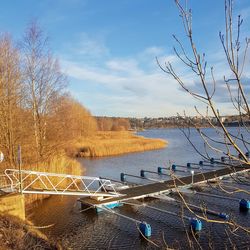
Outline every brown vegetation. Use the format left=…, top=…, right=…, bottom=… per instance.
left=0, top=154, right=82, bottom=205
left=73, top=131, right=167, bottom=157
left=96, top=116, right=131, bottom=131
left=0, top=23, right=97, bottom=205
left=0, top=214, right=59, bottom=250
left=23, top=155, right=82, bottom=205
left=0, top=22, right=96, bottom=170
left=0, top=22, right=167, bottom=210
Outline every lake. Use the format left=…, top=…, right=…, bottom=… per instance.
left=29, top=128, right=250, bottom=249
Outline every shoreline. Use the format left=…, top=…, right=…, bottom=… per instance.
left=73, top=131, right=167, bottom=158
left=0, top=214, right=59, bottom=249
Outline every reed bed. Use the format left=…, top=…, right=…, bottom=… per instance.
left=74, top=131, right=167, bottom=157
left=0, top=155, right=83, bottom=205
left=25, top=155, right=82, bottom=205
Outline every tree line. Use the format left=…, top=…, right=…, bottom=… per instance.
left=0, top=21, right=134, bottom=169
left=95, top=116, right=131, bottom=131
left=0, top=22, right=97, bottom=168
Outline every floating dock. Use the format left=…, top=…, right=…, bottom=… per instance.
left=79, top=164, right=250, bottom=207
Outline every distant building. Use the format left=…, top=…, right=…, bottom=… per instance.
left=211, top=116, right=226, bottom=124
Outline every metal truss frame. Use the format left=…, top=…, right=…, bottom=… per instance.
left=4, top=169, right=121, bottom=199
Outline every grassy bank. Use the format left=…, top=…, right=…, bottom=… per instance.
left=73, top=131, right=167, bottom=157
left=0, top=214, right=59, bottom=249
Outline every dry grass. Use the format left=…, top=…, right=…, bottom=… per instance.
left=34, top=154, right=82, bottom=176
left=0, top=155, right=83, bottom=206
left=24, top=155, right=83, bottom=205
left=74, top=131, right=167, bottom=157
left=0, top=214, right=59, bottom=250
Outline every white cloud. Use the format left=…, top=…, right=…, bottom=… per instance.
left=142, top=46, right=165, bottom=56
left=61, top=49, right=199, bottom=117
left=65, top=32, right=109, bottom=59
left=61, top=37, right=245, bottom=117
left=62, top=60, right=125, bottom=85
left=105, top=58, right=142, bottom=75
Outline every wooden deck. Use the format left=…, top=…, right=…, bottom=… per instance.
left=80, top=165, right=250, bottom=206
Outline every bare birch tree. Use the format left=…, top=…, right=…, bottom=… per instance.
left=21, top=22, right=67, bottom=162
left=156, top=1, right=250, bottom=246
left=157, top=0, right=250, bottom=165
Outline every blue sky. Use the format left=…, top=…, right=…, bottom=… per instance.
left=1, top=0, right=250, bottom=117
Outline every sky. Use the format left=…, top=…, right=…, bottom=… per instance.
left=0, top=0, right=250, bottom=117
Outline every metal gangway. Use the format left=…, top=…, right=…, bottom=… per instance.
left=2, top=169, right=121, bottom=199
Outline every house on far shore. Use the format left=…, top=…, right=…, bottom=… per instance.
left=211, top=115, right=250, bottom=127
left=211, top=116, right=227, bottom=124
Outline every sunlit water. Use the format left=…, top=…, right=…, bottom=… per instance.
left=29, top=128, right=250, bottom=249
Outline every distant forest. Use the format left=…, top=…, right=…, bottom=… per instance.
left=95, top=116, right=202, bottom=130
left=96, top=115, right=250, bottom=131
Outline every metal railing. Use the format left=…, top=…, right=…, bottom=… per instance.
left=4, top=169, right=121, bottom=199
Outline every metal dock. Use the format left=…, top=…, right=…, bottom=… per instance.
left=80, top=164, right=250, bottom=206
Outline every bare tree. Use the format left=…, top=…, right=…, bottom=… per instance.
left=21, top=21, right=67, bottom=161
left=156, top=1, right=250, bottom=247
left=157, top=0, right=250, bottom=164
left=0, top=35, right=22, bottom=167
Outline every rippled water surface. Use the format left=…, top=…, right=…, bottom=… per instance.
left=29, top=128, right=250, bottom=249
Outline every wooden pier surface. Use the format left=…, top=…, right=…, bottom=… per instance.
left=80, top=165, right=250, bottom=206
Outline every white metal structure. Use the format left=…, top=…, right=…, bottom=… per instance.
left=0, top=151, right=4, bottom=163
left=4, top=169, right=121, bottom=199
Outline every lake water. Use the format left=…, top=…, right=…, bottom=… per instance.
left=29, top=128, right=250, bottom=249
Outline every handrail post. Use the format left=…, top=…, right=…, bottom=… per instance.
left=17, top=145, right=23, bottom=194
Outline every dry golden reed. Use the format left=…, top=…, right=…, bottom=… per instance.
left=0, top=155, right=83, bottom=205
left=24, top=155, right=82, bottom=205
left=74, top=131, right=167, bottom=157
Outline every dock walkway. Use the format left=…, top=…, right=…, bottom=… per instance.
left=80, top=165, right=250, bottom=206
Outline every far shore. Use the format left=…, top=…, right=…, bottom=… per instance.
left=73, top=131, right=167, bottom=158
